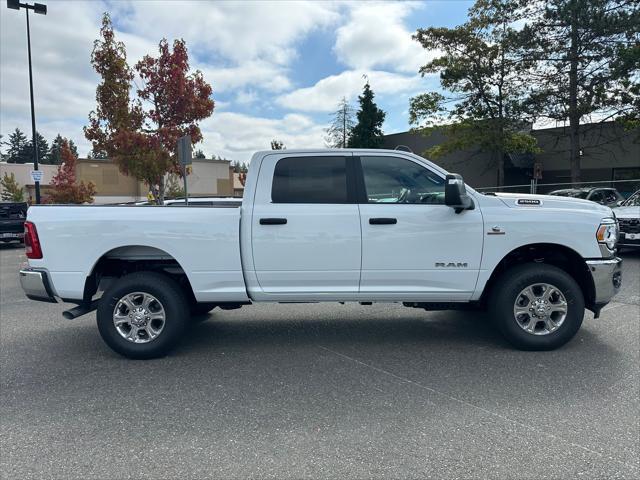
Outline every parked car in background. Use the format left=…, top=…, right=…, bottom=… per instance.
left=549, top=187, right=624, bottom=207
left=614, top=190, right=640, bottom=249
left=0, top=201, right=27, bottom=244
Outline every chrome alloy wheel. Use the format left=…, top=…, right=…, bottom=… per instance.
left=513, top=283, right=568, bottom=335
left=113, top=292, right=166, bottom=343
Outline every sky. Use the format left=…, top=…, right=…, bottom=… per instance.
left=0, top=0, right=474, bottom=163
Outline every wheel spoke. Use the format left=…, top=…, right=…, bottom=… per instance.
left=514, top=306, right=530, bottom=317
left=127, top=326, right=140, bottom=342
left=544, top=317, right=557, bottom=332
left=142, top=294, right=154, bottom=310
left=113, top=313, right=129, bottom=326
left=550, top=300, right=567, bottom=314
left=523, top=286, right=538, bottom=302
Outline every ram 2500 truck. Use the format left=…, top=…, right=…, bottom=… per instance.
left=19, top=149, right=622, bottom=358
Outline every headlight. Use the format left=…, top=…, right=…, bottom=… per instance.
left=596, top=219, right=618, bottom=251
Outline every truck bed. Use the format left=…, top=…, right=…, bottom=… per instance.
left=27, top=205, right=249, bottom=303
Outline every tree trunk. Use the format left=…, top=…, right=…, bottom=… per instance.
left=157, top=175, right=165, bottom=205
left=568, top=2, right=581, bottom=184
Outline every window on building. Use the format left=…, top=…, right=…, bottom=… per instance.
left=271, top=156, right=348, bottom=203
left=361, top=156, right=445, bottom=204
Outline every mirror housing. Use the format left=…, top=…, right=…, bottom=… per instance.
left=445, top=174, right=474, bottom=213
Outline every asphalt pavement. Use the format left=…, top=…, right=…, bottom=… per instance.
left=1, top=243, right=638, bottom=479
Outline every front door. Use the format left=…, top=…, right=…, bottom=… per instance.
left=251, top=153, right=361, bottom=299
left=357, top=154, right=484, bottom=301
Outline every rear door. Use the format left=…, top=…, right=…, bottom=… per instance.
left=357, top=154, right=483, bottom=301
left=250, top=153, right=361, bottom=299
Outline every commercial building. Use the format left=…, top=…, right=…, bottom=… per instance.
left=382, top=121, right=639, bottom=195
left=1, top=157, right=237, bottom=203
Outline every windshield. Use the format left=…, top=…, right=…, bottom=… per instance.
left=622, top=191, right=640, bottom=206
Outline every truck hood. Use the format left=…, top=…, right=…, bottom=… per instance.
left=612, top=205, right=640, bottom=219
left=491, top=192, right=613, bottom=216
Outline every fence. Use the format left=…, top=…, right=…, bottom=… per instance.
left=474, top=178, right=640, bottom=197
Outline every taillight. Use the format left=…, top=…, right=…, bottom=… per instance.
left=24, top=221, right=43, bottom=259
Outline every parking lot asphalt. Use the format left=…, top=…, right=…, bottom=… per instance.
left=1, top=243, right=638, bottom=479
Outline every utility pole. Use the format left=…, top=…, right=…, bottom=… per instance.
left=7, top=0, right=47, bottom=204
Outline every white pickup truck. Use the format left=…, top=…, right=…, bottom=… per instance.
left=19, top=149, right=622, bottom=358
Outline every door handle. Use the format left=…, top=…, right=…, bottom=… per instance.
left=369, top=217, right=397, bottom=225
left=260, top=218, right=287, bottom=225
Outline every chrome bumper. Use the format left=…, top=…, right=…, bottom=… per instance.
left=19, top=267, right=58, bottom=303
left=586, top=257, right=622, bottom=306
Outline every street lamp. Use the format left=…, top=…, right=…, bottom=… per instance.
left=7, top=0, right=47, bottom=204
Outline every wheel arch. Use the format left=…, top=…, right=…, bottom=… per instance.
left=82, top=245, right=196, bottom=304
left=480, top=243, right=596, bottom=311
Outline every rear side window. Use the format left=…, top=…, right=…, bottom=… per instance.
left=272, top=156, right=349, bottom=203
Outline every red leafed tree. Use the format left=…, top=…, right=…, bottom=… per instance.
left=85, top=14, right=214, bottom=203
left=45, top=140, right=96, bottom=204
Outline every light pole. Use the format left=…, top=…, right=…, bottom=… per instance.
left=7, top=0, right=47, bottom=204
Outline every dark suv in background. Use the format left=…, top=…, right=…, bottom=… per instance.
left=0, top=201, right=27, bottom=244
left=549, top=187, right=625, bottom=207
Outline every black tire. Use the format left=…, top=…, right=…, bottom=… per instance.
left=190, top=302, right=217, bottom=317
left=488, top=263, right=585, bottom=350
left=97, top=271, right=189, bottom=359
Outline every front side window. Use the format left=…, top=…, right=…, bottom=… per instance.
left=361, top=156, right=445, bottom=204
left=272, top=156, right=348, bottom=203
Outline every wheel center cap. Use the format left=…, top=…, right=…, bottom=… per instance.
left=131, top=307, right=148, bottom=327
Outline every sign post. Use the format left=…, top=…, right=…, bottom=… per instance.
left=177, top=135, right=192, bottom=205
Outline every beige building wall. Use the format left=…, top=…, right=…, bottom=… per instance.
left=2, top=158, right=236, bottom=203
left=0, top=162, right=59, bottom=201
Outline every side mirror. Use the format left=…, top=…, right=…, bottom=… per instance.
left=445, top=174, right=474, bottom=213
left=616, top=200, right=624, bottom=207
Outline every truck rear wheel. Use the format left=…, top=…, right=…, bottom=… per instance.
left=489, top=263, right=585, bottom=350
left=96, top=272, right=189, bottom=359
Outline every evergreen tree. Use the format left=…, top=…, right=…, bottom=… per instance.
left=5, top=128, right=28, bottom=163
left=410, top=0, right=537, bottom=186
left=194, top=149, right=206, bottom=159
left=271, top=139, right=285, bottom=150
left=325, top=97, right=355, bottom=148
left=16, top=132, right=48, bottom=164
left=46, top=134, right=78, bottom=164
left=348, top=83, right=386, bottom=149
left=518, top=0, right=639, bottom=182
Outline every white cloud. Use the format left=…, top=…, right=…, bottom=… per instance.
left=277, top=69, right=424, bottom=112
left=334, top=2, right=436, bottom=73
left=198, top=112, right=326, bottom=162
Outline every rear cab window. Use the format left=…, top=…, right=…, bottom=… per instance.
left=271, top=156, right=349, bottom=204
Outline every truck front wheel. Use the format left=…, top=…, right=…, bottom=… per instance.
left=489, top=263, right=585, bottom=350
left=96, top=272, right=189, bottom=359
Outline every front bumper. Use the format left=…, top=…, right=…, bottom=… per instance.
left=586, top=257, right=622, bottom=306
left=19, top=267, right=58, bottom=303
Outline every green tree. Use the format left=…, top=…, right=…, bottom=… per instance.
left=348, top=83, right=386, bottom=149
left=410, top=0, right=537, bottom=186
left=325, top=97, right=355, bottom=148
left=0, top=172, right=25, bottom=202
left=46, top=134, right=78, bottom=164
left=193, top=149, right=206, bottom=159
left=270, top=139, right=285, bottom=150
left=17, top=132, right=49, bottom=165
left=518, top=0, right=639, bottom=182
left=4, top=128, right=28, bottom=163
left=231, top=160, right=248, bottom=173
